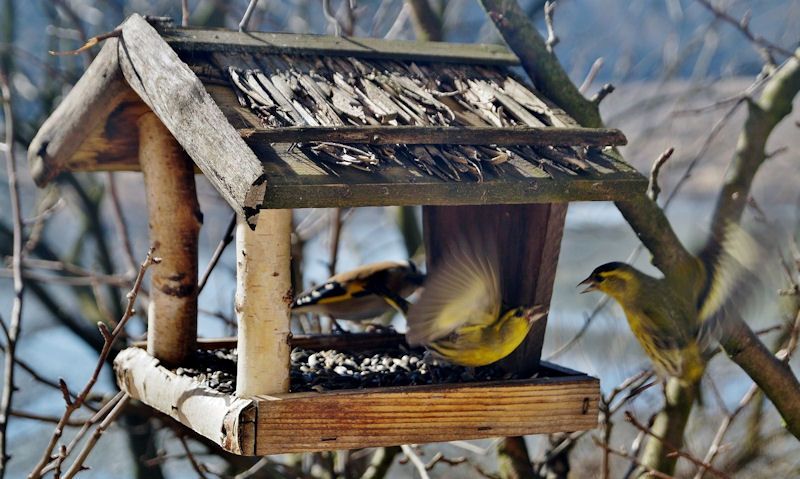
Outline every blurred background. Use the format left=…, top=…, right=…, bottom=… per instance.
left=1, top=0, right=799, bottom=477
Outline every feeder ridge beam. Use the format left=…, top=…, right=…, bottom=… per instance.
left=159, top=27, right=520, bottom=66
left=117, top=13, right=266, bottom=227
left=239, top=125, right=627, bottom=147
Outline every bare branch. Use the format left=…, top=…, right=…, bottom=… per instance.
left=695, top=0, right=797, bottom=62
left=591, top=83, right=615, bottom=105
left=239, top=0, right=259, bottom=32
left=625, top=412, right=730, bottom=478
left=104, top=173, right=137, bottom=275
left=543, top=1, right=558, bottom=53
left=579, top=57, right=604, bottom=95
left=591, top=437, right=674, bottom=479
left=693, top=384, right=759, bottom=479
left=28, top=249, right=159, bottom=479
left=198, top=212, right=236, bottom=293
left=181, top=0, right=190, bottom=27
left=406, top=0, right=443, bottom=41
left=323, top=0, right=344, bottom=36
left=177, top=434, right=210, bottom=479
left=61, top=394, right=130, bottom=479
left=0, top=68, right=24, bottom=479
left=647, top=147, right=675, bottom=202
left=8, top=411, right=85, bottom=427
left=401, top=445, right=430, bottom=479
left=328, top=208, right=343, bottom=277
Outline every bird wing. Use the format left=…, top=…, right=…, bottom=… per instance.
left=405, top=239, right=501, bottom=345
left=293, top=260, right=412, bottom=310
left=696, top=222, right=768, bottom=350
left=328, top=260, right=410, bottom=284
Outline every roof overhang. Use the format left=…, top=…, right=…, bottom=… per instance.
left=28, top=14, right=645, bottom=228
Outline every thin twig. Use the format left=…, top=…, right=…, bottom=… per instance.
left=239, top=0, right=259, bottom=32
left=401, top=445, right=430, bottom=479
left=19, top=257, right=134, bottom=282
left=647, top=147, right=676, bottom=202
left=43, top=392, right=127, bottom=476
left=624, top=412, right=730, bottom=478
left=695, top=0, right=797, bottom=62
left=543, top=1, right=558, bottom=53
left=23, top=197, right=64, bottom=253
left=323, top=0, right=344, bottom=36
left=235, top=457, right=271, bottom=479
left=424, top=452, right=467, bottom=470
left=0, top=340, right=82, bottom=404
left=591, top=83, right=615, bottom=105
left=622, top=414, right=654, bottom=479
left=0, top=268, right=132, bottom=287
left=61, top=394, right=130, bottom=479
left=328, top=209, right=343, bottom=277
left=598, top=369, right=655, bottom=479
left=592, top=437, right=674, bottom=479
left=181, top=0, right=190, bottom=26
left=0, top=69, right=24, bottom=479
left=579, top=57, right=604, bottom=94
left=693, top=384, right=759, bottom=479
left=9, top=410, right=86, bottom=427
left=198, top=212, right=237, bottom=293
left=28, top=249, right=160, bottom=479
left=177, top=434, right=210, bottom=479
left=104, top=173, right=137, bottom=275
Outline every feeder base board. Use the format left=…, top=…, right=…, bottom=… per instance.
left=114, top=343, right=599, bottom=455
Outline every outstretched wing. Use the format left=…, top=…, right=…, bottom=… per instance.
left=405, top=238, right=501, bottom=345
left=696, top=222, right=770, bottom=351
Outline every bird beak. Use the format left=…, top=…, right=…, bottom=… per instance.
left=526, top=306, right=548, bottom=325
left=577, top=276, right=597, bottom=294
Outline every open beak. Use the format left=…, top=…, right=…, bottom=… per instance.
left=577, top=276, right=597, bottom=294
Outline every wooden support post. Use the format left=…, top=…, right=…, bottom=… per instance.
left=423, top=203, right=567, bottom=376
left=139, top=112, right=201, bottom=366
left=235, top=210, right=292, bottom=397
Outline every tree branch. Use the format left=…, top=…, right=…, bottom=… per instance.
left=0, top=69, right=23, bottom=479
left=406, top=0, right=443, bottom=41
left=28, top=249, right=159, bottom=479
left=708, top=50, right=800, bottom=236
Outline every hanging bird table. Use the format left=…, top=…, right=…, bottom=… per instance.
left=27, top=14, right=646, bottom=455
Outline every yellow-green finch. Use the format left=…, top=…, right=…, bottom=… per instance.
left=578, top=223, right=762, bottom=386
left=291, top=261, right=424, bottom=321
left=406, top=239, right=546, bottom=367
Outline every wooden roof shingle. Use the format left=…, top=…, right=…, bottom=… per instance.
left=28, top=14, right=645, bottom=226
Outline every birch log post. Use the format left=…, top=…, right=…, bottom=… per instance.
left=235, top=211, right=293, bottom=396
left=139, top=112, right=201, bottom=366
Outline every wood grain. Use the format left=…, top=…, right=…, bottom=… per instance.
left=252, top=377, right=598, bottom=454
left=235, top=213, right=292, bottom=396
left=26, top=38, right=148, bottom=185
left=115, top=345, right=599, bottom=456
left=160, top=27, right=519, bottom=65
left=240, top=125, right=627, bottom=146
left=139, top=113, right=201, bottom=366
left=114, top=347, right=255, bottom=455
left=117, top=14, right=267, bottom=226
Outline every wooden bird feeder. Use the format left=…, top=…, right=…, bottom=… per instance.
left=28, top=14, right=646, bottom=455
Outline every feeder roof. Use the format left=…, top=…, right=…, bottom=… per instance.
left=28, top=14, right=645, bottom=226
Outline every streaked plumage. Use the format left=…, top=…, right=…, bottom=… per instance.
left=291, top=261, right=425, bottom=321
left=578, top=223, right=763, bottom=386
left=406, top=239, right=546, bottom=367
